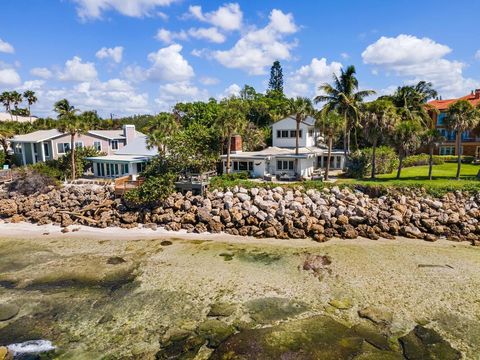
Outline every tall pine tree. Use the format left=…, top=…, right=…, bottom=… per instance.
left=268, top=60, right=284, bottom=94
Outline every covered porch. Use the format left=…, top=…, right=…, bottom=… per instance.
left=86, top=155, right=149, bottom=179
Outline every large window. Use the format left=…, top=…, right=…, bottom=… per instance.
left=57, top=142, right=70, bottom=154
left=437, top=113, right=446, bottom=126
left=277, top=160, right=294, bottom=171
left=43, top=143, right=50, bottom=157
left=136, top=162, right=145, bottom=173
left=232, top=161, right=254, bottom=171
left=276, top=130, right=302, bottom=138
left=439, top=146, right=455, bottom=155
left=14, top=144, right=22, bottom=154
left=111, top=140, right=119, bottom=150
left=93, top=141, right=102, bottom=151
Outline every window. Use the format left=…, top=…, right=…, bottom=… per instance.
left=121, top=164, right=129, bottom=174
left=93, top=141, right=102, bottom=151
left=75, top=141, right=83, bottom=149
left=277, top=130, right=302, bottom=138
left=57, top=142, right=70, bottom=154
left=437, top=113, right=446, bottom=126
left=308, top=129, right=314, bottom=137
left=231, top=161, right=253, bottom=171
left=111, top=140, right=119, bottom=150
left=43, top=143, right=50, bottom=157
left=136, top=162, right=145, bottom=173
left=14, top=144, right=22, bottom=154
left=277, top=160, right=294, bottom=171
left=289, top=130, right=302, bottom=138
left=439, top=146, right=455, bottom=156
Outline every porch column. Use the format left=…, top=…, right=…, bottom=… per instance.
left=21, top=143, right=26, bottom=166
left=39, top=141, right=46, bottom=162
left=30, top=143, right=36, bottom=164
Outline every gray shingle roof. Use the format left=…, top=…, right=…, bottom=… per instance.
left=115, top=136, right=158, bottom=156
left=11, top=129, right=63, bottom=143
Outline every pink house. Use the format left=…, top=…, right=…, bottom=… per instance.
left=10, top=125, right=141, bottom=166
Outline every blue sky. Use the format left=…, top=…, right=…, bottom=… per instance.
left=0, top=0, right=479, bottom=117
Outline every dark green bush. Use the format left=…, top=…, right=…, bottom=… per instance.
left=441, top=155, right=474, bottom=164
left=346, top=146, right=398, bottom=178
left=0, top=151, right=5, bottom=167
left=30, top=162, right=63, bottom=180
left=403, top=154, right=445, bottom=168
left=123, top=174, right=176, bottom=208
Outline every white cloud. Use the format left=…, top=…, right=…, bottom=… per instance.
left=58, top=56, right=98, bottom=82
left=17, top=80, right=46, bottom=91
left=286, top=57, right=343, bottom=98
left=475, top=50, right=480, bottom=60
left=221, top=83, right=241, bottom=98
left=362, top=34, right=479, bottom=97
left=73, top=0, right=178, bottom=20
left=188, top=27, right=225, bottom=43
left=155, top=81, right=208, bottom=110
left=96, top=46, right=124, bottom=63
left=340, top=52, right=349, bottom=59
left=0, top=68, right=21, bottom=86
left=213, top=9, right=298, bottom=75
left=146, top=44, right=194, bottom=82
left=155, top=28, right=188, bottom=44
left=0, top=38, right=14, bottom=54
left=30, top=67, right=53, bottom=79
left=122, top=65, right=148, bottom=83
left=199, top=76, right=219, bottom=85
left=188, top=3, right=242, bottom=31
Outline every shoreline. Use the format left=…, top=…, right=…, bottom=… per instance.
left=0, top=220, right=473, bottom=250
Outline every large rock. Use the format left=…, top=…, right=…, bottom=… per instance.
left=0, top=199, right=18, bottom=217
left=0, top=303, right=19, bottom=321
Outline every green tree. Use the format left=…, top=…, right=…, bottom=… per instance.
left=53, top=98, right=78, bottom=119
left=22, top=90, right=37, bottom=122
left=444, top=100, right=480, bottom=179
left=56, top=113, right=88, bottom=180
left=315, top=65, right=375, bottom=156
left=422, top=129, right=444, bottom=180
left=216, top=98, right=247, bottom=174
left=315, top=110, right=345, bottom=180
left=287, top=97, right=314, bottom=177
left=146, top=112, right=179, bottom=156
left=268, top=60, right=284, bottom=94
left=392, top=120, right=422, bottom=179
left=0, top=123, right=14, bottom=162
left=0, top=92, right=14, bottom=120
left=360, top=100, right=399, bottom=179
left=10, top=91, right=23, bottom=121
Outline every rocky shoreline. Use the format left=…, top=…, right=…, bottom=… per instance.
left=0, top=184, right=479, bottom=245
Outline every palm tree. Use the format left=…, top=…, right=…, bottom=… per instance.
left=315, top=110, right=344, bottom=181
left=287, top=97, right=314, bottom=178
left=360, top=100, right=399, bottom=179
left=315, top=65, right=375, bottom=156
left=216, top=98, right=247, bottom=174
left=53, top=98, right=77, bottom=119
left=146, top=112, right=179, bottom=156
left=392, top=120, right=422, bottom=179
left=0, top=91, right=14, bottom=120
left=422, top=129, right=444, bottom=180
left=23, top=90, right=37, bottom=122
left=10, top=91, right=22, bottom=121
left=444, top=100, right=480, bottom=180
left=57, top=114, right=88, bottom=181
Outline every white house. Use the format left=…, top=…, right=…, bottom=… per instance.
left=86, top=135, right=157, bottom=178
left=221, top=116, right=345, bottom=180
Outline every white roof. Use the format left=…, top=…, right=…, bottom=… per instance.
left=116, top=136, right=157, bottom=156
left=86, top=155, right=153, bottom=163
left=272, top=115, right=316, bottom=127
left=221, top=146, right=329, bottom=159
left=0, top=112, right=38, bottom=123
left=11, top=129, right=63, bottom=143
left=88, top=130, right=126, bottom=140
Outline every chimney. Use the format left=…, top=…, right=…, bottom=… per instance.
left=230, top=135, right=243, bottom=153
left=475, top=89, right=480, bottom=99
left=123, top=124, right=136, bottom=145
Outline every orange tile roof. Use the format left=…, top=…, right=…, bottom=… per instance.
left=428, top=91, right=480, bottom=110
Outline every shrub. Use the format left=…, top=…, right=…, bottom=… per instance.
left=346, top=146, right=398, bottom=178
left=47, top=146, right=105, bottom=179
left=30, top=162, right=63, bottom=180
left=402, top=154, right=445, bottom=168
left=440, top=155, right=474, bottom=164
left=123, top=174, right=176, bottom=208
left=8, top=168, right=58, bottom=195
left=0, top=151, right=4, bottom=167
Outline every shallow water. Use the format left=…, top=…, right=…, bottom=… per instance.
left=0, top=235, right=478, bottom=359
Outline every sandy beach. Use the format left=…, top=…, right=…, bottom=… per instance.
left=0, top=221, right=479, bottom=359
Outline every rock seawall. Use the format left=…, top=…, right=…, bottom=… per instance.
left=1, top=184, right=479, bottom=244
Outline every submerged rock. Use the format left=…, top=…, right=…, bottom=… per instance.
left=245, top=297, right=308, bottom=324
left=197, top=319, right=235, bottom=348
left=399, top=325, right=461, bottom=360
left=358, top=306, right=393, bottom=325
left=207, top=302, right=236, bottom=317
left=0, top=303, right=19, bottom=321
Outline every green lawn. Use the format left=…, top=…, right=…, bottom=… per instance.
left=338, top=163, right=480, bottom=195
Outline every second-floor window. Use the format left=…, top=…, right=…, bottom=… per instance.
left=437, top=113, right=446, bottom=126
left=75, top=141, right=84, bottom=149
left=57, top=143, right=70, bottom=154
left=111, top=140, right=119, bottom=150
left=277, top=130, right=302, bottom=138
left=93, top=141, right=102, bottom=151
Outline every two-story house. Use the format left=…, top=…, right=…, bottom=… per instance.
left=428, top=89, right=480, bottom=157
left=10, top=124, right=141, bottom=166
left=221, top=116, right=345, bottom=180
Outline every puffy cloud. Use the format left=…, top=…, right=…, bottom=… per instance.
left=73, top=0, right=178, bottom=20
left=213, top=9, right=298, bottom=75
left=199, top=76, right=219, bottom=85
left=58, top=56, right=98, bottom=82
left=0, top=68, right=21, bottom=86
left=146, top=44, right=194, bottom=82
left=362, top=34, right=478, bottom=97
left=221, top=83, right=241, bottom=98
left=155, top=81, right=208, bottom=110
left=286, top=57, right=342, bottom=97
left=96, top=46, right=124, bottom=63
left=122, top=65, right=147, bottom=83
left=188, top=27, right=225, bottom=43
left=0, top=38, right=14, bottom=54
left=362, top=34, right=451, bottom=66
left=30, top=67, right=53, bottom=79
left=188, top=3, right=242, bottom=31
left=155, top=28, right=188, bottom=44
